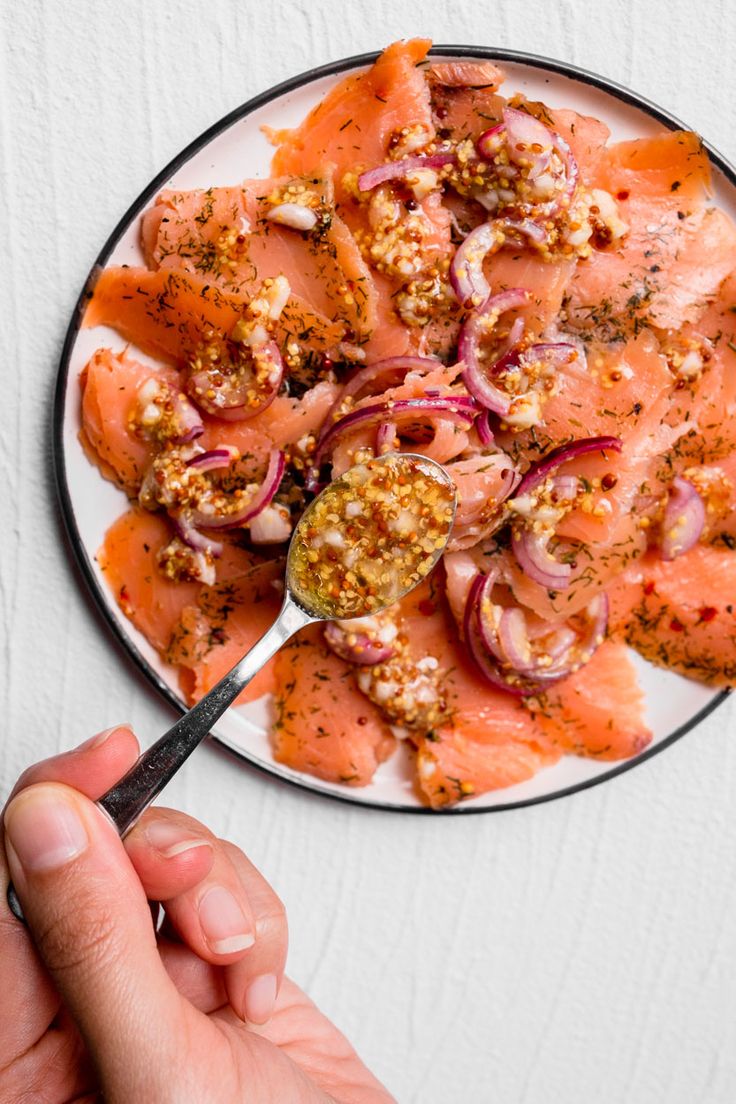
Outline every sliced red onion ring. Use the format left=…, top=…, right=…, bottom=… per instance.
left=375, top=422, right=396, bottom=454
left=450, top=218, right=547, bottom=307
left=476, top=123, right=506, bottom=160
left=503, top=107, right=554, bottom=180
left=507, top=315, right=525, bottom=347
left=190, top=449, right=285, bottom=530
left=490, top=341, right=578, bottom=391
left=324, top=622, right=396, bottom=665
left=476, top=109, right=580, bottom=215
left=136, top=380, right=204, bottom=443
left=449, top=223, right=500, bottom=308
left=358, top=153, right=456, bottom=193
left=548, top=130, right=579, bottom=214
left=459, top=288, right=530, bottom=414
left=550, top=474, right=580, bottom=501
left=187, top=340, right=284, bottom=422
left=475, top=409, right=495, bottom=446
left=170, top=391, right=205, bottom=442
left=498, top=608, right=535, bottom=670
left=172, top=513, right=224, bottom=558
left=516, top=437, right=622, bottom=497
left=661, top=477, right=706, bottom=561
left=465, top=571, right=609, bottom=693
left=320, top=356, right=440, bottom=440
left=574, top=592, right=609, bottom=664
left=311, top=396, right=477, bottom=478
left=463, top=573, right=526, bottom=696
left=185, top=446, right=240, bottom=473
left=512, top=529, right=572, bottom=590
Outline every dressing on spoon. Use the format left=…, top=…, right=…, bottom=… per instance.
left=288, top=452, right=456, bottom=618
left=8, top=452, right=456, bottom=923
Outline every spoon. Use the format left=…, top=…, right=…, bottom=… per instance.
left=7, top=452, right=455, bottom=921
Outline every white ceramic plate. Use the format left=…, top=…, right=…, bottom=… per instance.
left=56, top=46, right=733, bottom=813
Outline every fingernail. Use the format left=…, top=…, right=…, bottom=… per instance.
left=144, top=820, right=213, bottom=859
left=245, top=974, right=278, bottom=1025
left=198, top=885, right=255, bottom=955
left=77, top=724, right=132, bottom=751
left=4, top=786, right=89, bottom=873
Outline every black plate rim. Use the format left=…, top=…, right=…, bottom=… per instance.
left=53, top=43, right=732, bottom=816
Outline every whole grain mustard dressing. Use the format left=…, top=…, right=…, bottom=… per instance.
left=288, top=454, right=456, bottom=620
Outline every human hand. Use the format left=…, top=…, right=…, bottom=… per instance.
left=1, top=727, right=394, bottom=1103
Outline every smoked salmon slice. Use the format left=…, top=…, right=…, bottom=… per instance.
left=169, top=560, right=284, bottom=707
left=273, top=625, right=396, bottom=786
left=83, top=266, right=345, bottom=362
left=271, top=38, right=435, bottom=202
left=141, top=179, right=379, bottom=341
left=624, top=546, right=736, bottom=686
left=99, top=508, right=262, bottom=654
left=80, top=348, right=179, bottom=491
left=532, top=641, right=652, bottom=760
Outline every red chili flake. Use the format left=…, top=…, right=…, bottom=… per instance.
left=669, top=618, right=685, bottom=632
left=616, top=189, right=630, bottom=201
left=418, top=599, right=437, bottom=616
left=357, top=716, right=368, bottom=726
left=119, top=585, right=130, bottom=603
left=643, top=581, right=656, bottom=596
left=698, top=606, right=718, bottom=623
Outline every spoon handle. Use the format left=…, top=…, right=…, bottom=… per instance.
left=7, top=594, right=314, bottom=923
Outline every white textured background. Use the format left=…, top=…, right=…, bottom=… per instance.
left=2, top=1, right=735, bottom=1100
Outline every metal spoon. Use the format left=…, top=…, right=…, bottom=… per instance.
left=8, top=453, right=455, bottom=921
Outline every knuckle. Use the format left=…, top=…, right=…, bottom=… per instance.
left=256, top=892, right=288, bottom=947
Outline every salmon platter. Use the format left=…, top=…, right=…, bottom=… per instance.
left=58, top=41, right=736, bottom=811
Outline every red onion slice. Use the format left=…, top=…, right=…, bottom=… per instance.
left=463, top=573, right=527, bottom=696
left=475, top=409, right=495, bottom=446
left=190, top=449, right=285, bottom=530
left=661, top=477, right=706, bottom=560
left=185, top=446, right=240, bottom=473
left=458, top=288, right=530, bottom=414
left=172, top=513, right=224, bottom=558
left=523, top=594, right=608, bottom=683
left=498, top=608, right=535, bottom=670
left=476, top=110, right=580, bottom=215
left=503, top=107, right=554, bottom=180
left=516, top=437, right=622, bottom=497
left=550, top=474, right=580, bottom=501
left=375, top=422, right=396, bottom=455
left=324, top=622, right=396, bottom=665
left=464, top=571, right=609, bottom=693
left=320, top=356, right=440, bottom=441
left=170, top=391, right=205, bottom=442
left=450, top=220, right=545, bottom=308
left=450, top=223, right=500, bottom=308
left=311, top=396, right=477, bottom=477
left=512, top=528, right=573, bottom=590
left=548, top=130, right=579, bottom=215
left=476, top=123, right=506, bottom=160
left=187, top=340, right=284, bottom=422
left=358, top=153, right=456, bottom=192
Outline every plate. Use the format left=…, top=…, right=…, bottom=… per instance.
left=55, top=46, right=733, bottom=813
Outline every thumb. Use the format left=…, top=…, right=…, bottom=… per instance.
left=3, top=782, right=187, bottom=1086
